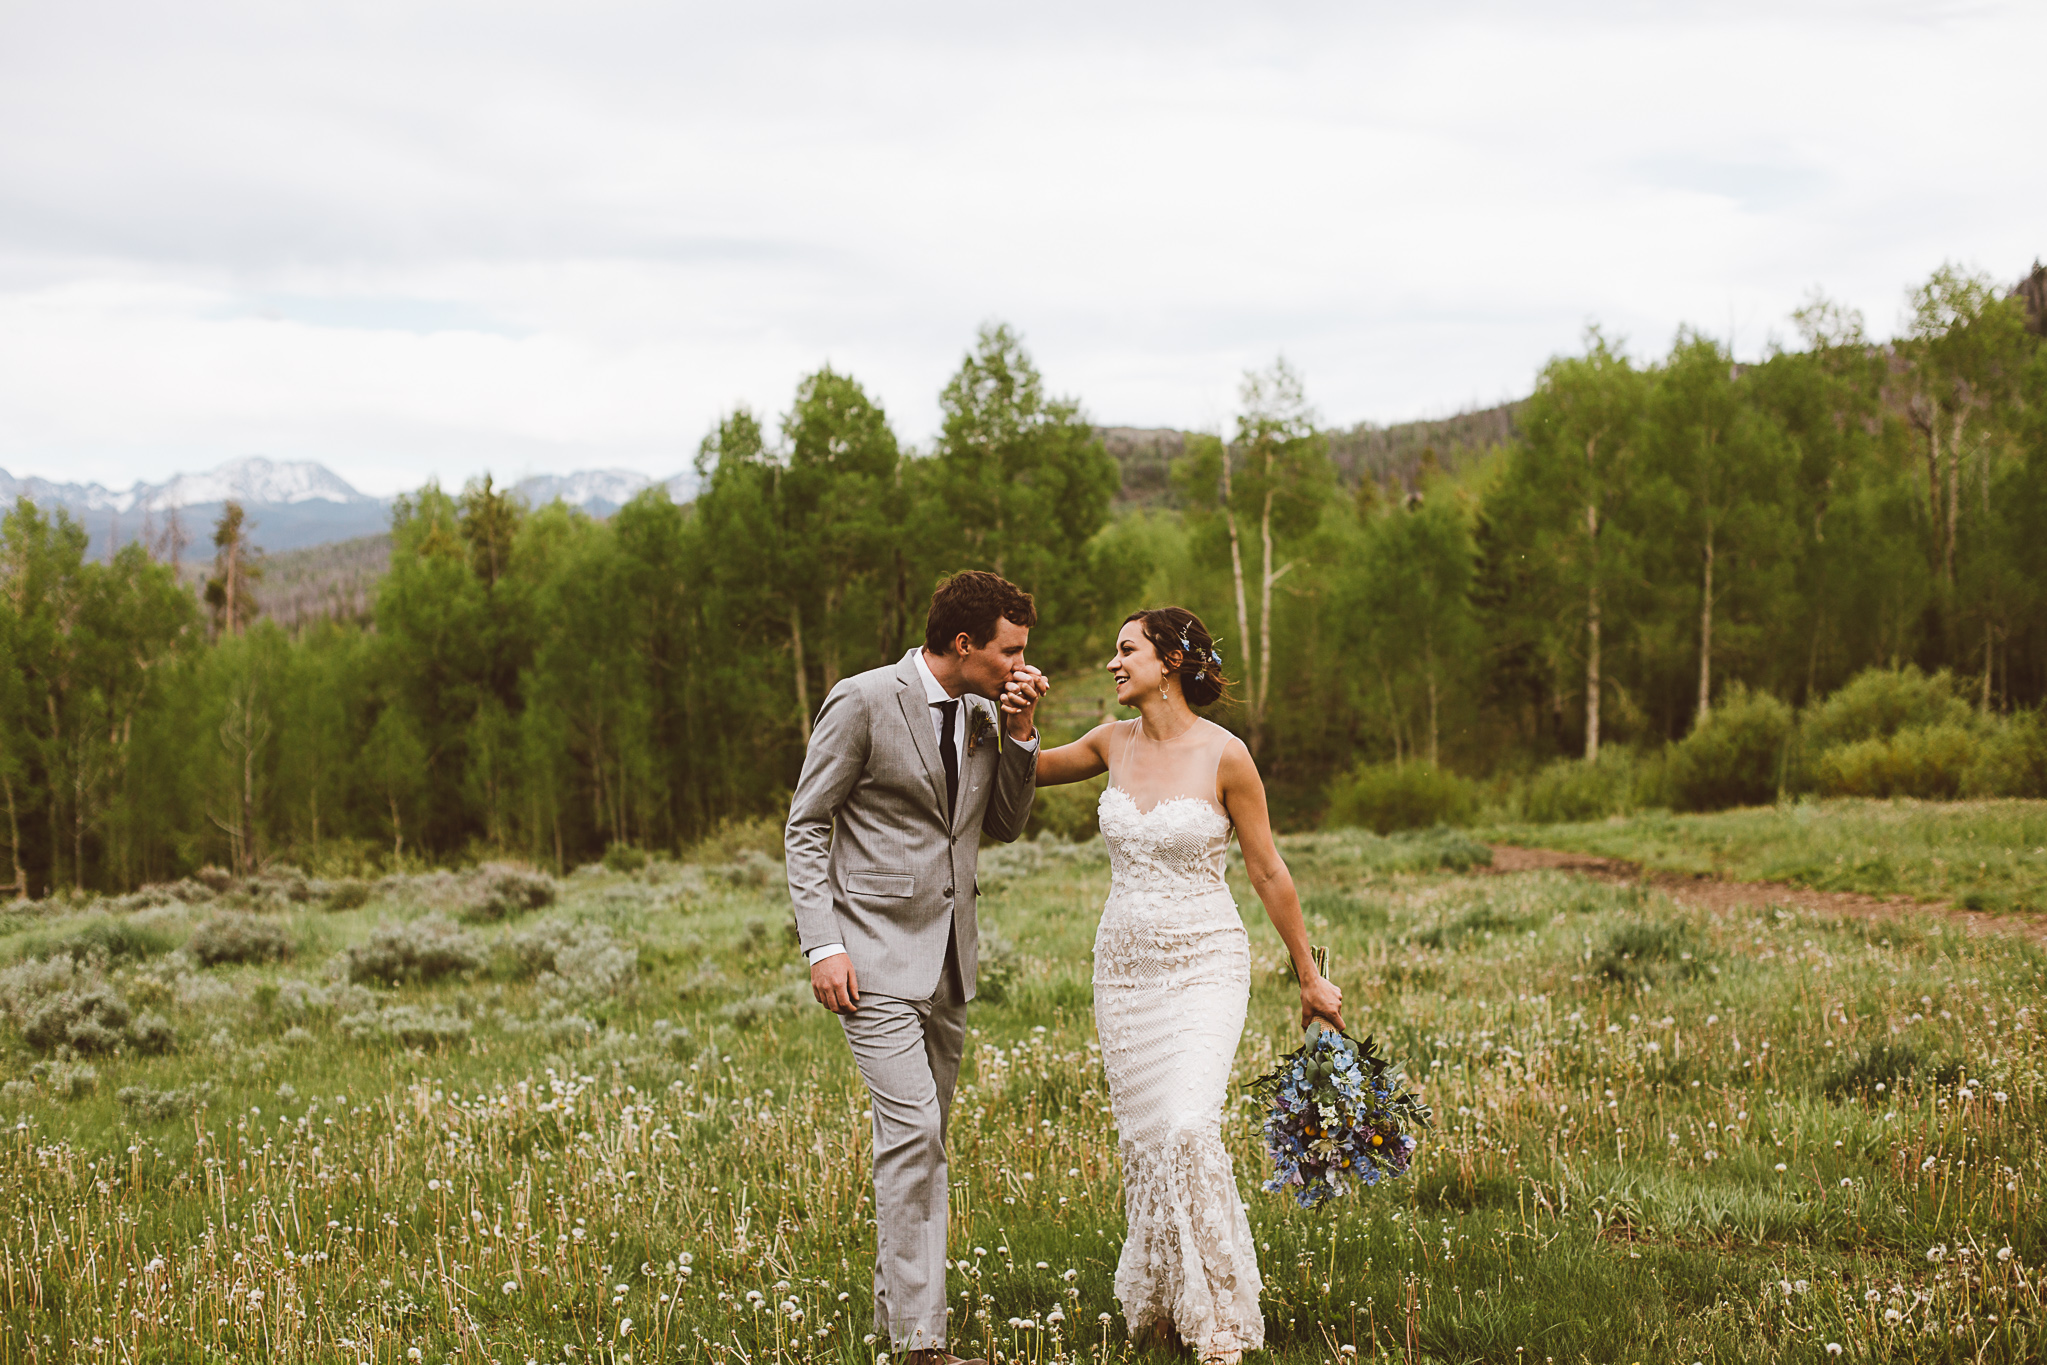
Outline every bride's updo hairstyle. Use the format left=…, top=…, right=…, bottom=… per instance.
left=1125, top=607, right=1232, bottom=709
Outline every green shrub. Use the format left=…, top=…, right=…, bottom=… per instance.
left=1666, top=684, right=1792, bottom=812
left=1802, top=666, right=1972, bottom=752
left=1300, top=890, right=1390, bottom=932
left=1591, top=920, right=1698, bottom=986
left=1815, top=723, right=1982, bottom=799
left=322, top=878, right=372, bottom=911
left=680, top=814, right=787, bottom=866
left=1025, top=777, right=1105, bottom=842
left=1323, top=763, right=1477, bottom=834
left=1822, top=1040, right=1961, bottom=1098
left=345, top=917, right=486, bottom=985
left=186, top=911, right=293, bottom=966
left=1521, top=750, right=1651, bottom=824
left=1412, top=904, right=1527, bottom=950
left=602, top=843, right=649, bottom=874
left=975, top=928, right=1020, bottom=1004
left=1965, top=710, right=2047, bottom=798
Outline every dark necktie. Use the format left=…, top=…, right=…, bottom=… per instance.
left=937, top=698, right=960, bottom=820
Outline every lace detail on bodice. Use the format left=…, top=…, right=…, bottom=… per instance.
left=1099, top=787, right=1231, bottom=897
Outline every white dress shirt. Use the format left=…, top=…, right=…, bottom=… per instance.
left=807, top=652, right=1038, bottom=967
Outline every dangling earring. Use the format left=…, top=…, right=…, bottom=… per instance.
left=1160, top=672, right=1169, bottom=700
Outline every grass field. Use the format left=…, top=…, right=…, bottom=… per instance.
left=1484, top=798, right=2047, bottom=912
left=1, top=813, right=2042, bottom=1364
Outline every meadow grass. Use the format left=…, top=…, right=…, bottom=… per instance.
left=0, top=824, right=2042, bottom=1364
left=1483, top=797, right=2047, bottom=912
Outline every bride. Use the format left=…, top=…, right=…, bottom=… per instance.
left=1022, top=607, right=1344, bottom=1364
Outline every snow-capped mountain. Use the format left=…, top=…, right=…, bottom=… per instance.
left=511, top=469, right=693, bottom=516
left=0, top=456, right=376, bottom=518
left=1, top=457, right=697, bottom=556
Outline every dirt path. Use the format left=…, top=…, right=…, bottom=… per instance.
left=1485, top=844, right=2047, bottom=946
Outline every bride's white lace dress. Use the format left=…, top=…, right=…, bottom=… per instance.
left=1093, top=718, right=1263, bottom=1357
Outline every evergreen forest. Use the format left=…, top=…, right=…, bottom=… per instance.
left=3, top=264, right=2045, bottom=897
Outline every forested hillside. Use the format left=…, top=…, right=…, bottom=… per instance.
left=2, top=266, right=2043, bottom=895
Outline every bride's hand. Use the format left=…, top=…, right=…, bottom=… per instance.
left=1299, top=973, right=1344, bottom=1032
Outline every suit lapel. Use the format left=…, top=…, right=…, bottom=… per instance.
left=892, top=651, right=950, bottom=825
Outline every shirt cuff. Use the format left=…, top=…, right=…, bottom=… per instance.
left=1010, top=730, right=1039, bottom=752
left=806, top=943, right=847, bottom=966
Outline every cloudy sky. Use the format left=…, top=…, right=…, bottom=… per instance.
left=0, top=1, right=2038, bottom=497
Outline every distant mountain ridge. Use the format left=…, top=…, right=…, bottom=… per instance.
left=4, top=399, right=1525, bottom=558
left=0, top=457, right=696, bottom=555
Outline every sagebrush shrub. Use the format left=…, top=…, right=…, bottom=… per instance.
left=29, top=1061, right=99, bottom=1099
left=128, top=1010, right=177, bottom=1055
left=346, top=918, right=486, bottom=985
left=34, top=915, right=179, bottom=966
left=975, top=929, right=1020, bottom=1004
left=458, top=863, right=558, bottom=923
left=117, top=1085, right=194, bottom=1121
left=1667, top=684, right=1791, bottom=811
left=0, top=957, right=139, bottom=1055
left=503, top=919, right=636, bottom=997
left=1322, top=763, right=1477, bottom=834
left=27, top=981, right=133, bottom=1055
left=339, top=1004, right=472, bottom=1048
left=187, top=912, right=292, bottom=967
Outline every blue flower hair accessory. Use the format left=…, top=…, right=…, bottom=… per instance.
left=1183, top=633, right=1225, bottom=682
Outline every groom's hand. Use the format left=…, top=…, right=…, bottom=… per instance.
left=1000, top=665, right=1049, bottom=739
left=812, top=955, right=861, bottom=1014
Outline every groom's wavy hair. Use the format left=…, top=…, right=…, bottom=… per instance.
left=1125, top=607, right=1233, bottom=709
left=925, top=570, right=1038, bottom=655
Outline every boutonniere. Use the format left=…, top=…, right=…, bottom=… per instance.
left=967, top=702, right=999, bottom=756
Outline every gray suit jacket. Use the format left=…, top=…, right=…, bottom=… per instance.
left=785, top=649, right=1038, bottom=1002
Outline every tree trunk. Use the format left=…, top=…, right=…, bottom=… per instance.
left=1983, top=628, right=1995, bottom=711
left=1258, top=485, right=1276, bottom=752
left=1220, top=442, right=1255, bottom=749
left=1423, top=640, right=1440, bottom=769
left=880, top=549, right=906, bottom=664
left=1584, top=503, right=1601, bottom=763
left=73, top=760, right=87, bottom=893
left=389, top=794, right=403, bottom=860
left=1923, top=402, right=1941, bottom=541
left=1381, top=670, right=1404, bottom=769
left=822, top=585, right=843, bottom=693
left=1944, top=409, right=1959, bottom=587
left=1696, top=524, right=1715, bottom=724
left=790, top=609, right=812, bottom=743
left=2, top=770, right=22, bottom=899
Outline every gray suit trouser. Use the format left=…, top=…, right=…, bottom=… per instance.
left=842, top=941, right=966, bottom=1351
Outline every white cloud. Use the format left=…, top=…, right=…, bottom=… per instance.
left=0, top=1, right=2039, bottom=495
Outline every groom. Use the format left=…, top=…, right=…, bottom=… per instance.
left=786, top=570, right=1048, bottom=1365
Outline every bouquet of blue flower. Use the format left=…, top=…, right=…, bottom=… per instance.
left=1248, top=978, right=1432, bottom=1208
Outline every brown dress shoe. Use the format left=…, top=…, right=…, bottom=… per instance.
left=902, top=1351, right=987, bottom=1365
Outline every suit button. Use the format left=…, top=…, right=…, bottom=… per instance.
left=949, top=835, right=957, bottom=846
left=944, top=885, right=955, bottom=898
